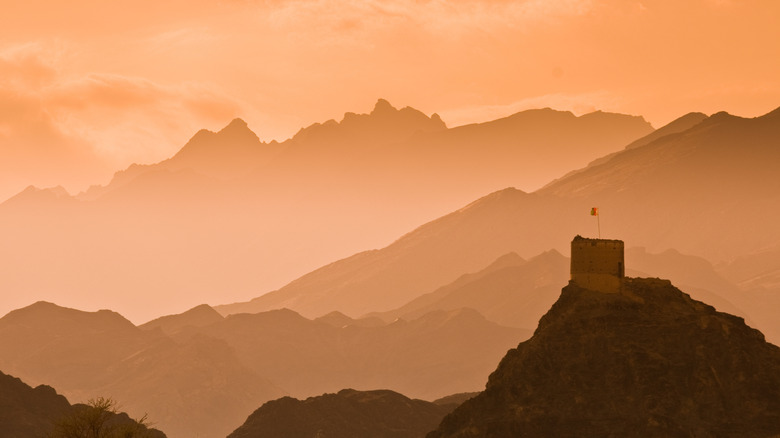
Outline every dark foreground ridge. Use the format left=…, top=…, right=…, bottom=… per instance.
left=0, top=370, right=166, bottom=438
left=428, top=278, right=780, bottom=437
left=229, top=388, right=456, bottom=438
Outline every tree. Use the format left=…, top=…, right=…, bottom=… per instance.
left=50, top=397, right=157, bottom=438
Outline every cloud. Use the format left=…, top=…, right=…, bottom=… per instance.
left=44, top=74, right=245, bottom=163
left=262, top=0, right=595, bottom=41
left=0, top=41, right=246, bottom=201
left=0, top=42, right=61, bottom=88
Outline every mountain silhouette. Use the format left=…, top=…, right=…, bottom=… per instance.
left=428, top=278, right=780, bottom=437
left=0, top=370, right=71, bottom=437
left=540, top=107, right=780, bottom=261
left=228, top=389, right=455, bottom=438
left=215, top=188, right=569, bottom=318
left=166, top=307, right=528, bottom=401
left=0, top=101, right=653, bottom=323
left=0, top=370, right=165, bottom=438
left=368, top=250, right=566, bottom=329
left=360, top=246, right=746, bottom=334
left=219, top=106, right=780, bottom=343
left=0, top=302, right=283, bottom=438
left=139, top=303, right=225, bottom=335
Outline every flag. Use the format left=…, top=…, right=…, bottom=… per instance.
left=590, top=207, right=598, bottom=216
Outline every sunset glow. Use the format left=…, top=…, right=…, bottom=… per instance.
left=2, top=0, right=779, bottom=201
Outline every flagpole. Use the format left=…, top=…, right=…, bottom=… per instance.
left=597, top=213, right=601, bottom=239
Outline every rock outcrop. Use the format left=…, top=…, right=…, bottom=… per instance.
left=229, top=389, right=454, bottom=438
left=428, top=278, right=780, bottom=437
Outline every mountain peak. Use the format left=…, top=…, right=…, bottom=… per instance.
left=219, top=118, right=250, bottom=133
left=0, top=301, right=136, bottom=334
left=291, top=98, right=446, bottom=144
left=371, top=98, right=397, bottom=115
left=228, top=388, right=453, bottom=438
left=215, top=118, right=260, bottom=143
left=139, top=303, right=224, bottom=335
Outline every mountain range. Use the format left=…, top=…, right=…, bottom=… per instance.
left=217, top=105, right=780, bottom=344
left=1, top=100, right=779, bottom=437
left=0, top=302, right=283, bottom=438
left=0, top=300, right=527, bottom=438
left=0, top=100, right=653, bottom=323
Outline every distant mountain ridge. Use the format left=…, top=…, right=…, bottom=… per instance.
left=217, top=106, right=780, bottom=344
left=0, top=302, right=283, bottom=438
left=0, top=299, right=530, bottom=437
left=0, top=100, right=653, bottom=323
left=168, top=306, right=528, bottom=400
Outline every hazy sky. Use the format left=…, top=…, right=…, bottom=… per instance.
left=1, top=0, right=779, bottom=201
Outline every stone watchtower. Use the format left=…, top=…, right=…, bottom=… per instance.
left=570, top=235, right=625, bottom=293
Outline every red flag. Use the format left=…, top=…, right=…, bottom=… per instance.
left=591, top=207, right=598, bottom=216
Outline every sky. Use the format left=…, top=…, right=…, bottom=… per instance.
left=1, top=0, right=779, bottom=201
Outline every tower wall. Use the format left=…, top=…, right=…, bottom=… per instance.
left=570, top=235, right=624, bottom=293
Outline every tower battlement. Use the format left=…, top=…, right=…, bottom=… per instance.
left=570, top=235, right=624, bottom=293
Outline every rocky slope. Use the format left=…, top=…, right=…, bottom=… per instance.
left=228, top=389, right=455, bottom=438
left=0, top=370, right=165, bottom=438
left=0, top=370, right=71, bottom=437
left=428, top=278, right=780, bottom=437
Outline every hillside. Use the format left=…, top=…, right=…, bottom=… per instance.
left=228, top=389, right=454, bottom=438
left=540, top=107, right=780, bottom=261
left=216, top=188, right=577, bottom=318
left=219, top=106, right=780, bottom=343
left=428, top=279, right=780, bottom=437
left=171, top=307, right=529, bottom=401
left=139, top=304, right=225, bottom=336
left=0, top=101, right=653, bottom=323
left=0, top=370, right=165, bottom=438
left=368, top=250, right=567, bottom=329
left=0, top=371, right=71, bottom=437
left=0, top=302, right=283, bottom=438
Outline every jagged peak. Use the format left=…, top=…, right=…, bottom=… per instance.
left=219, top=118, right=250, bottom=133
left=431, top=112, right=446, bottom=128
left=529, top=248, right=566, bottom=263
left=215, top=117, right=261, bottom=142
left=292, top=99, right=446, bottom=143
left=371, top=98, right=397, bottom=115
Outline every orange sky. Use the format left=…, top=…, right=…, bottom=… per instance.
left=1, top=0, right=779, bottom=201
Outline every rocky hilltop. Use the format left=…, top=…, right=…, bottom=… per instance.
left=428, top=278, right=780, bottom=437
left=229, top=388, right=455, bottom=438
left=0, top=370, right=70, bottom=437
left=0, top=370, right=165, bottom=438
